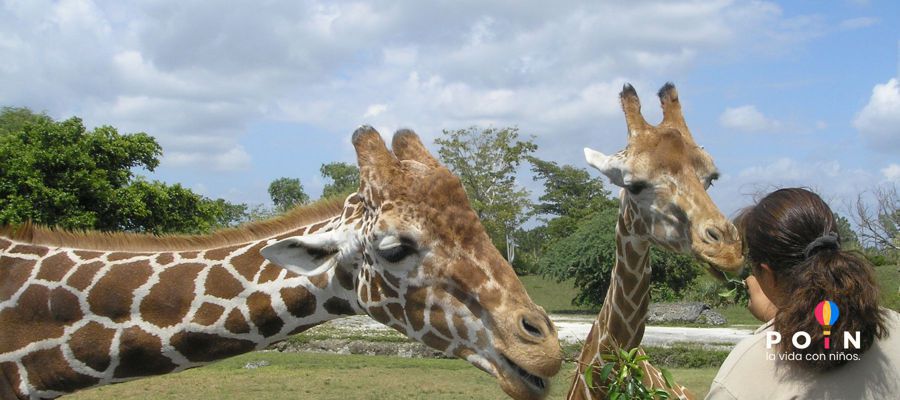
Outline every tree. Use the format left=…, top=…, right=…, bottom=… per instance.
left=116, top=179, right=247, bottom=234
left=0, top=107, right=52, bottom=136
left=0, top=107, right=246, bottom=233
left=852, top=184, right=898, bottom=253
left=528, top=156, right=618, bottom=245
left=435, top=126, right=536, bottom=257
left=268, top=177, right=309, bottom=213
left=540, top=207, right=700, bottom=307
left=320, top=162, right=359, bottom=198
left=833, top=212, right=860, bottom=249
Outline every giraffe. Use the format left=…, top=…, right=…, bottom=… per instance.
left=566, top=83, right=745, bottom=399
left=0, top=127, right=562, bottom=400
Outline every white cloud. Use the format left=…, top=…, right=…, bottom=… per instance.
left=838, top=16, right=878, bottom=30
left=164, top=146, right=251, bottom=172
left=853, top=78, right=900, bottom=153
left=883, top=164, right=900, bottom=182
left=710, top=157, right=878, bottom=215
left=719, top=105, right=782, bottom=132
left=0, top=0, right=824, bottom=172
left=363, top=104, right=388, bottom=118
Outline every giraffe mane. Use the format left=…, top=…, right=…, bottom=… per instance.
left=0, top=196, right=347, bottom=252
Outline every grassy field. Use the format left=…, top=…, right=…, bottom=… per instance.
left=69, top=352, right=718, bottom=400
left=874, top=264, right=900, bottom=311
left=517, top=275, right=596, bottom=314
left=521, top=264, right=900, bottom=323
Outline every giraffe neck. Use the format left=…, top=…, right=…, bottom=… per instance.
left=568, top=197, right=653, bottom=400
left=0, top=202, right=364, bottom=399
left=594, top=203, right=652, bottom=351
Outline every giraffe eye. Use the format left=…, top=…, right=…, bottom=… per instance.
left=376, top=236, right=418, bottom=263
left=626, top=181, right=650, bottom=195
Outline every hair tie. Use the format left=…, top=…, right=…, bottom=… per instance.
left=803, top=232, right=840, bottom=259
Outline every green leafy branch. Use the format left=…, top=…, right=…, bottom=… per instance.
left=584, top=348, right=673, bottom=400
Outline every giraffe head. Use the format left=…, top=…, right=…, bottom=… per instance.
left=584, top=83, right=743, bottom=271
left=262, top=127, right=561, bottom=400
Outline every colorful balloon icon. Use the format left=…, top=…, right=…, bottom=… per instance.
left=814, top=300, right=840, bottom=349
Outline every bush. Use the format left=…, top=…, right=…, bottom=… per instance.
left=540, top=208, right=702, bottom=307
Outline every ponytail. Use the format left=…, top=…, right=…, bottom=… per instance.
left=775, top=249, right=886, bottom=370
left=736, top=188, right=888, bottom=371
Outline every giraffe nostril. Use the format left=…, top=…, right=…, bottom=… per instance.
left=705, top=226, right=723, bottom=243
left=520, top=315, right=545, bottom=339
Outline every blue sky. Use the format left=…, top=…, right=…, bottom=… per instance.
left=1, top=0, right=898, bottom=220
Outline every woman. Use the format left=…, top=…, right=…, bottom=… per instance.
left=707, top=188, right=899, bottom=399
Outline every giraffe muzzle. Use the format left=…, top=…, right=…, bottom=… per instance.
left=491, top=307, right=562, bottom=400
left=694, top=222, right=744, bottom=272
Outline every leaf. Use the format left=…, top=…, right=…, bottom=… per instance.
left=627, top=347, right=639, bottom=362
left=601, top=353, right=618, bottom=362
left=599, top=362, right=615, bottom=384
left=634, top=355, right=650, bottom=363
left=661, top=368, right=676, bottom=389
left=584, top=364, right=594, bottom=389
left=718, top=287, right=737, bottom=298
left=610, top=392, right=620, bottom=400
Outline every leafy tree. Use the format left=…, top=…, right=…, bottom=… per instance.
left=510, top=226, right=548, bottom=274
left=833, top=212, right=860, bottom=249
left=435, top=126, right=536, bottom=256
left=540, top=208, right=700, bottom=307
left=268, top=177, right=309, bottom=213
left=528, top=156, right=618, bottom=245
left=0, top=107, right=52, bottom=136
left=320, top=162, right=359, bottom=198
left=0, top=107, right=246, bottom=233
left=210, top=198, right=250, bottom=229
left=116, top=179, right=247, bottom=234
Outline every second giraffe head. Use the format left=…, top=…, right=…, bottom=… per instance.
left=584, top=83, right=744, bottom=272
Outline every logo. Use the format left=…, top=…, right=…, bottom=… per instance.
left=763, top=300, right=862, bottom=362
left=814, top=300, right=839, bottom=349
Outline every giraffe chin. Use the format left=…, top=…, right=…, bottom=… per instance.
left=457, top=350, right=550, bottom=400
left=496, top=354, right=552, bottom=400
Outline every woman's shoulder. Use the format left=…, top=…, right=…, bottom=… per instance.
left=706, top=322, right=776, bottom=399
left=707, top=311, right=900, bottom=399
left=880, top=308, right=900, bottom=347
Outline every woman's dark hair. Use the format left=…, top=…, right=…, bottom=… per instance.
left=735, top=188, right=887, bottom=371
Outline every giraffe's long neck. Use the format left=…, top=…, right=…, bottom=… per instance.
left=568, top=198, right=652, bottom=400
left=0, top=203, right=364, bottom=399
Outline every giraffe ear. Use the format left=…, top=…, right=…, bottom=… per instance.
left=261, top=231, right=352, bottom=276
left=584, top=147, right=628, bottom=187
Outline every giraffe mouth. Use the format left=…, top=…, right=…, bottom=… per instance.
left=500, top=354, right=548, bottom=392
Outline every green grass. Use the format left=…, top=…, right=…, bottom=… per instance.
left=519, top=275, right=596, bottom=314
left=69, top=352, right=717, bottom=400
left=283, top=325, right=409, bottom=345
left=520, top=264, right=899, bottom=324
left=712, top=304, right=761, bottom=327
left=874, top=264, right=900, bottom=312
left=644, top=344, right=729, bottom=369
left=667, top=368, right=718, bottom=399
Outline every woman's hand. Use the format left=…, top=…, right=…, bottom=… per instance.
left=746, top=275, right=778, bottom=322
